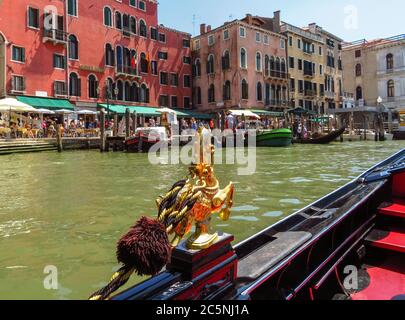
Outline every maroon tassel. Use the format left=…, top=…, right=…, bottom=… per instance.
left=116, top=216, right=171, bottom=276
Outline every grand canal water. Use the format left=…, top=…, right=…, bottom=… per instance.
left=0, top=141, right=405, bottom=299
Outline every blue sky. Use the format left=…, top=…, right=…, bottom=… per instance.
left=158, top=0, right=404, bottom=42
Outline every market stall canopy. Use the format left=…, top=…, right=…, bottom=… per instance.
left=76, top=110, right=98, bottom=115
left=55, top=109, right=75, bottom=114
left=0, top=98, right=38, bottom=112
left=16, top=96, right=74, bottom=111
left=251, top=109, right=285, bottom=117
left=172, top=109, right=213, bottom=120
left=98, top=104, right=161, bottom=116
left=35, top=108, right=55, bottom=114
left=229, top=110, right=260, bottom=119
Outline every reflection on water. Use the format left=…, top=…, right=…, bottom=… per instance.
left=0, top=141, right=404, bottom=299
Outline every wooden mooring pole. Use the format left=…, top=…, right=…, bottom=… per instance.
left=125, top=108, right=130, bottom=139
left=56, top=124, right=63, bottom=152
left=100, top=108, right=106, bottom=152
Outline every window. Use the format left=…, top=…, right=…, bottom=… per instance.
left=115, top=12, right=122, bottom=29
left=289, top=56, right=294, bottom=69
left=130, top=0, right=137, bottom=7
left=264, top=55, right=270, bottom=76
left=320, top=64, right=323, bottom=75
left=222, top=50, right=230, bottom=70
left=104, top=7, right=112, bottom=26
left=130, top=17, right=137, bottom=34
left=256, top=52, right=262, bottom=72
left=239, top=27, right=246, bottom=38
left=298, top=80, right=303, bottom=93
left=223, top=29, right=229, bottom=40
left=68, top=35, right=78, bottom=59
left=240, top=48, right=247, bottom=69
left=171, top=96, right=178, bottom=108
left=207, top=54, right=215, bottom=74
left=88, top=75, right=98, bottom=98
left=183, top=56, right=191, bottom=64
left=151, top=61, right=158, bottom=75
left=256, top=32, right=261, bottom=43
left=151, top=28, right=158, bottom=40
left=208, top=35, right=214, bottom=46
left=241, top=79, right=248, bottom=100
left=160, top=72, right=168, bottom=85
left=289, top=36, right=292, bottom=46
left=11, top=75, right=26, bottom=92
left=386, top=53, right=394, bottom=70
left=355, top=63, right=362, bottom=77
left=159, top=95, right=169, bottom=107
left=54, top=81, right=66, bottom=96
left=297, top=39, right=301, bottom=49
left=256, top=82, right=263, bottom=101
left=208, top=84, right=215, bottom=103
left=170, top=73, right=179, bottom=87
left=319, top=46, right=323, bottom=55
left=140, top=53, right=149, bottom=73
left=264, top=35, right=269, bottom=45
left=184, top=97, right=191, bottom=109
left=223, top=81, right=231, bottom=101
left=280, top=39, right=285, bottom=49
left=183, top=39, right=191, bottom=48
left=158, top=51, right=168, bottom=60
left=139, top=20, right=147, bottom=37
left=67, top=0, right=77, bottom=16
left=138, top=0, right=146, bottom=11
left=28, top=7, right=39, bottom=28
left=53, top=54, right=66, bottom=69
left=356, top=86, right=362, bottom=100
left=387, top=80, right=395, bottom=97
left=140, top=84, right=149, bottom=103
left=116, top=80, right=123, bottom=100
left=194, top=39, right=201, bottom=50
left=194, top=59, right=201, bottom=77
left=355, top=50, right=361, bottom=58
left=196, top=87, right=202, bottom=105
left=123, top=15, right=130, bottom=34
left=69, top=73, right=80, bottom=97
left=298, top=59, right=302, bottom=70
left=105, top=44, right=115, bottom=66
left=290, top=78, right=295, bottom=92
left=159, top=33, right=166, bottom=43
left=183, top=75, right=191, bottom=88
left=11, top=46, right=25, bottom=63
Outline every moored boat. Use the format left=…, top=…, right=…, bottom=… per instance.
left=93, top=147, right=405, bottom=301
left=293, top=127, right=345, bottom=144
left=125, top=127, right=169, bottom=153
left=256, top=128, right=293, bottom=147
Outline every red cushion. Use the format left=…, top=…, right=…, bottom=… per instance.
left=392, top=172, right=405, bottom=198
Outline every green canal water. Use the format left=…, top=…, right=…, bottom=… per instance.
left=1, top=141, right=405, bottom=299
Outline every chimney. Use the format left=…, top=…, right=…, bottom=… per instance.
left=207, top=25, right=212, bottom=32
left=245, top=14, right=253, bottom=25
left=273, top=11, right=280, bottom=33
left=200, top=23, right=206, bottom=35
left=308, top=23, right=317, bottom=33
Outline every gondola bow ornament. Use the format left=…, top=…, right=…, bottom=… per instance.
left=89, top=128, right=234, bottom=300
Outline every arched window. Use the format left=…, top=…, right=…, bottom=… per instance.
left=115, top=11, right=122, bottom=29
left=355, top=63, right=362, bottom=77
left=88, top=75, right=98, bottom=98
left=140, top=83, right=149, bottom=103
left=105, top=43, right=115, bottom=66
left=240, top=48, right=247, bottom=69
left=222, top=50, right=230, bottom=70
left=104, top=7, right=112, bottom=26
left=241, top=79, right=248, bottom=100
left=386, top=53, right=394, bottom=70
left=207, top=54, right=215, bottom=74
left=281, top=58, right=286, bottom=74
left=139, top=20, right=147, bottom=37
left=116, top=80, right=124, bottom=100
left=256, top=52, right=262, bottom=72
left=356, top=86, right=363, bottom=100
left=130, top=83, right=138, bottom=102
left=140, top=53, right=148, bottom=73
left=116, top=46, right=123, bottom=72
left=130, top=16, right=136, bottom=34
left=106, top=78, right=114, bottom=98
left=123, top=14, right=130, bottom=32
left=208, top=84, right=215, bottom=103
left=275, top=57, right=280, bottom=71
left=124, top=81, right=131, bottom=101
left=194, top=59, right=201, bottom=77
left=270, top=56, right=275, bottom=70
left=387, top=80, right=395, bottom=97
left=265, top=55, right=270, bottom=76
left=69, top=73, right=80, bottom=97
left=223, top=81, right=231, bottom=101
left=257, top=82, right=263, bottom=101
left=123, top=47, right=131, bottom=68
left=265, top=83, right=270, bottom=105
left=68, top=35, right=78, bottom=60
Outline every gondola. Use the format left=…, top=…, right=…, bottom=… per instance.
left=293, top=126, right=345, bottom=145
left=98, top=148, right=405, bottom=301
left=125, top=127, right=170, bottom=153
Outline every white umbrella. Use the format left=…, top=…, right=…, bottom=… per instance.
left=55, top=109, right=75, bottom=114
left=157, top=107, right=177, bottom=114
left=76, top=109, right=97, bottom=115
left=229, top=110, right=260, bottom=119
left=35, top=108, right=55, bottom=114
left=0, top=98, right=37, bottom=112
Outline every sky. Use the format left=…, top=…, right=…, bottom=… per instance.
left=158, top=0, right=404, bottom=42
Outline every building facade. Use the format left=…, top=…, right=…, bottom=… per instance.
left=191, top=13, right=288, bottom=112
left=0, top=0, right=192, bottom=110
left=342, top=35, right=405, bottom=112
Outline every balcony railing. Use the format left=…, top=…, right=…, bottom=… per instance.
left=303, top=69, right=314, bottom=77
left=116, top=64, right=140, bottom=78
left=43, top=28, right=68, bottom=45
left=268, top=70, right=287, bottom=79
left=304, top=89, right=316, bottom=97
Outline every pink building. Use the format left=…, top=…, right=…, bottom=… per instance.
left=192, top=13, right=288, bottom=112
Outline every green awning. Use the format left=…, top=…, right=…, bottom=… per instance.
left=17, top=96, right=74, bottom=110
left=251, top=109, right=284, bottom=117
left=98, top=104, right=160, bottom=116
left=173, top=109, right=213, bottom=120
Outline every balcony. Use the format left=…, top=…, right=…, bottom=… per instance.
left=43, top=29, right=68, bottom=45
left=303, top=69, right=314, bottom=78
left=116, top=64, right=141, bottom=79
left=122, top=27, right=131, bottom=38
left=267, top=70, right=288, bottom=80
left=325, top=91, right=336, bottom=99
left=304, top=89, right=316, bottom=97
